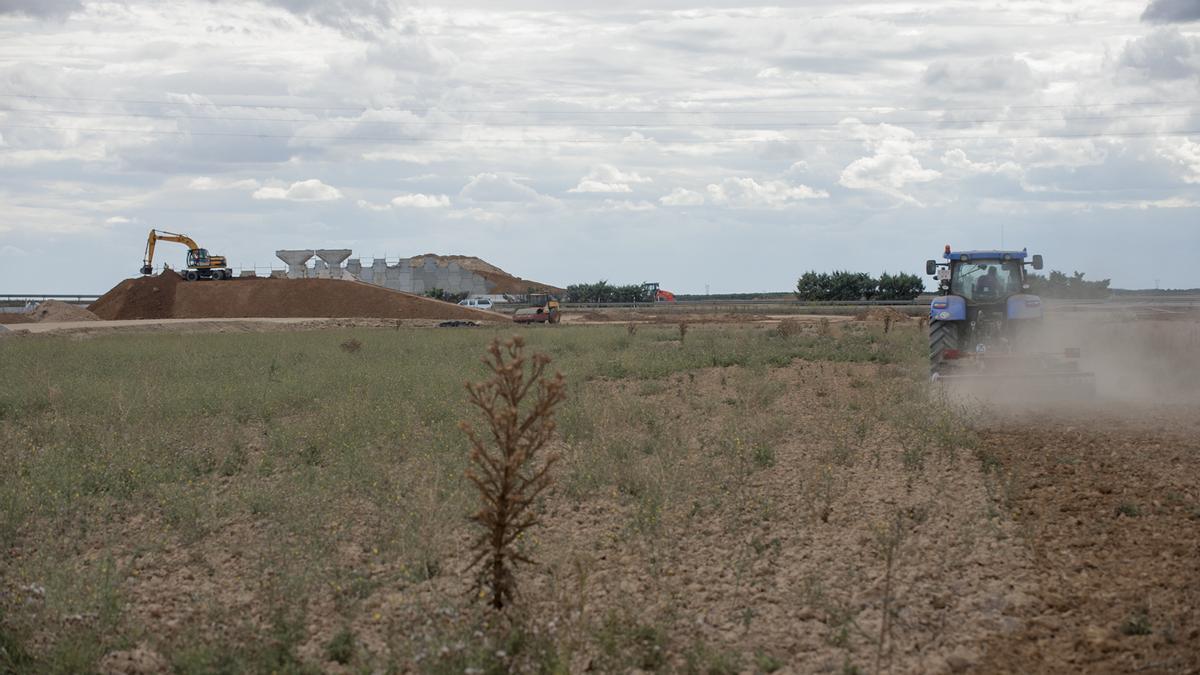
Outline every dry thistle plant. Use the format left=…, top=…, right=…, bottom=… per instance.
left=460, top=336, right=567, bottom=610
left=775, top=318, right=804, bottom=338
left=626, top=322, right=638, bottom=336
left=678, top=321, right=689, bottom=342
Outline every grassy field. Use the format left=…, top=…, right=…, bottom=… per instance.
left=0, top=321, right=1031, bottom=673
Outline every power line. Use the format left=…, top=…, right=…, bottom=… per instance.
left=0, top=106, right=1194, bottom=128
left=0, top=122, right=1195, bottom=144
left=1, top=92, right=1197, bottom=115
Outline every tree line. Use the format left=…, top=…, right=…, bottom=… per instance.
left=563, top=281, right=652, bottom=303
left=794, top=271, right=925, bottom=301
left=1026, top=271, right=1111, bottom=299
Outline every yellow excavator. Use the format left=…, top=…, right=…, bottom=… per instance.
left=140, top=229, right=233, bottom=281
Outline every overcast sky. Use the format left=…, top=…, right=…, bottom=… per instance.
left=1, top=0, right=1198, bottom=294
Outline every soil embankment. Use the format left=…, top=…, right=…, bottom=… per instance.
left=89, top=272, right=499, bottom=322
left=412, top=254, right=564, bottom=295
left=0, top=300, right=101, bottom=324
left=31, top=300, right=101, bottom=322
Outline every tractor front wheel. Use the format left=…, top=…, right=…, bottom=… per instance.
left=929, top=320, right=959, bottom=377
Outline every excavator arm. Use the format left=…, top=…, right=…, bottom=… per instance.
left=141, top=229, right=201, bottom=275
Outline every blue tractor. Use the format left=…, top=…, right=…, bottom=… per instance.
left=925, top=245, right=1093, bottom=391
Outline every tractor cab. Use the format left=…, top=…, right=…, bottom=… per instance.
left=928, top=248, right=1042, bottom=304
left=950, top=258, right=1022, bottom=303
left=640, top=281, right=677, bottom=303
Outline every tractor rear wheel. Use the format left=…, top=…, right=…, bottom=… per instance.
left=929, top=320, right=959, bottom=377
left=185, top=270, right=200, bottom=282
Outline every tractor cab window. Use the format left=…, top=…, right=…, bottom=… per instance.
left=951, top=260, right=1021, bottom=301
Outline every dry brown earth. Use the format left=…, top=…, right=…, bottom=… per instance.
left=88, top=272, right=499, bottom=322
left=29, top=300, right=101, bottom=322
left=975, top=407, right=1200, bottom=673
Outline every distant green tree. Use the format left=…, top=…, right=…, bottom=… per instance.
left=565, top=280, right=614, bottom=303
left=1026, top=270, right=1111, bottom=299
left=612, top=284, right=647, bottom=303
left=795, top=271, right=833, bottom=301
left=827, top=271, right=877, bottom=300
left=876, top=271, right=925, bottom=300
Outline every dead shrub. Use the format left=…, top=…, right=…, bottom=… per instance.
left=678, top=321, right=689, bottom=343
left=460, top=336, right=567, bottom=609
left=626, top=322, right=638, bottom=336
left=339, top=338, right=363, bottom=353
left=775, top=318, right=804, bottom=338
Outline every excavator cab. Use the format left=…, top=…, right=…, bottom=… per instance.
left=186, top=249, right=211, bottom=267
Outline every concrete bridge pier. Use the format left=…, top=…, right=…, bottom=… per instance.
left=276, top=250, right=314, bottom=278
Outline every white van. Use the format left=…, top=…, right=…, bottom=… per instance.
left=458, top=297, right=494, bottom=311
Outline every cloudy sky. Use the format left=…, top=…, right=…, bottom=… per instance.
left=1, top=0, right=1198, bottom=293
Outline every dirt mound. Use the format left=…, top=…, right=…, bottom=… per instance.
left=409, top=254, right=564, bottom=295
left=0, top=312, right=35, bottom=324
left=29, top=300, right=101, bottom=323
left=90, top=271, right=182, bottom=320
left=89, top=273, right=499, bottom=322
left=856, top=307, right=911, bottom=323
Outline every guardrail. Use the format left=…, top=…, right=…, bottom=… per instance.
left=0, top=294, right=101, bottom=306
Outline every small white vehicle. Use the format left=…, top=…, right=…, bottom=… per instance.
left=458, top=297, right=494, bottom=311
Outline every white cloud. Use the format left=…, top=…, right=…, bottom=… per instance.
left=941, top=149, right=1022, bottom=178
left=356, top=199, right=392, bottom=211
left=705, top=177, right=829, bottom=208
left=356, top=193, right=450, bottom=210
left=840, top=141, right=941, bottom=204
left=1117, top=27, right=1200, bottom=80
left=360, top=150, right=437, bottom=164
left=390, top=193, right=450, bottom=208
left=105, top=216, right=132, bottom=225
left=569, top=164, right=652, bottom=193
left=460, top=173, right=544, bottom=203
left=189, top=177, right=261, bottom=191
left=0, top=244, right=30, bottom=258
left=1158, top=138, right=1200, bottom=183
left=922, top=55, right=1041, bottom=93
left=597, top=199, right=656, bottom=212
left=252, top=179, right=343, bottom=202
left=660, top=187, right=705, bottom=206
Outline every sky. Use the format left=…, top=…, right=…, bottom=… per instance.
left=1, top=0, right=1198, bottom=294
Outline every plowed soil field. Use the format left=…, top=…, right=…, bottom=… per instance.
left=976, top=406, right=1200, bottom=673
